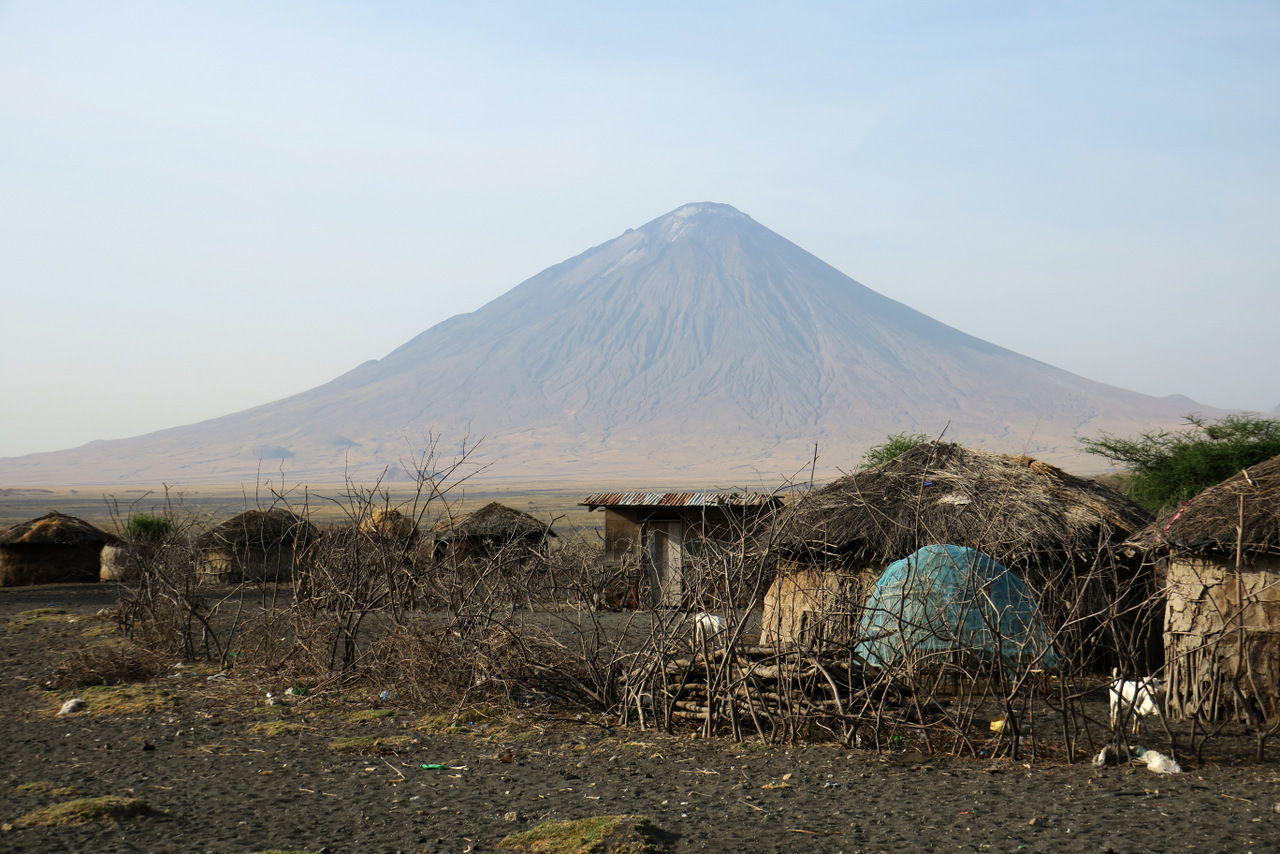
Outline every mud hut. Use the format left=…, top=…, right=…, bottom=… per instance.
left=433, top=502, right=556, bottom=563
left=769, top=441, right=1152, bottom=658
left=1134, top=454, right=1280, bottom=722
left=0, top=512, right=118, bottom=586
left=197, top=508, right=318, bottom=583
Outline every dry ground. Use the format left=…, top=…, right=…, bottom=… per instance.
left=3, top=584, right=1280, bottom=854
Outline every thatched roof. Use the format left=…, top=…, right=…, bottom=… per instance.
left=358, top=508, right=419, bottom=541
left=198, top=508, right=318, bottom=551
left=778, top=442, right=1150, bottom=573
left=1131, top=453, right=1280, bottom=558
left=435, top=502, right=556, bottom=544
left=0, top=512, right=118, bottom=547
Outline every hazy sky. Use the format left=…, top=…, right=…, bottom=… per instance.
left=2, top=1, right=1277, bottom=459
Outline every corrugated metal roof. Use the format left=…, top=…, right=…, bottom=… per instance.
left=580, top=491, right=782, bottom=509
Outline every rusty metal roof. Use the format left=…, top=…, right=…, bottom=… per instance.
left=580, top=491, right=782, bottom=509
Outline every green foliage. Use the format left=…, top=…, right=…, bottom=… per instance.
left=499, top=815, right=663, bottom=853
left=1080, top=413, right=1280, bottom=510
left=860, top=432, right=931, bottom=469
left=123, top=513, right=172, bottom=543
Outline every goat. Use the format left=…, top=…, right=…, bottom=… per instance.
left=1109, top=671, right=1164, bottom=734
left=693, top=612, right=727, bottom=649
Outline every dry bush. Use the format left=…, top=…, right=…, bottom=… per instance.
left=48, top=639, right=166, bottom=689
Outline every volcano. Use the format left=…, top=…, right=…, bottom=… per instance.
left=0, top=202, right=1203, bottom=485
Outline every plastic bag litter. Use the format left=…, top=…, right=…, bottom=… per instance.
left=1138, top=748, right=1182, bottom=774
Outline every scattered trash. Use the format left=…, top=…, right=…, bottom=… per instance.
left=379, top=689, right=396, bottom=702
left=1135, top=747, right=1182, bottom=774
left=265, top=693, right=285, bottom=707
left=58, top=698, right=84, bottom=715
left=420, top=764, right=446, bottom=770
left=206, top=671, right=228, bottom=682
left=1093, top=745, right=1126, bottom=767
left=990, top=715, right=1007, bottom=733
left=286, top=687, right=306, bottom=696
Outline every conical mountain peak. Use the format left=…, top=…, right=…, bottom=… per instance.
left=0, top=204, right=1202, bottom=485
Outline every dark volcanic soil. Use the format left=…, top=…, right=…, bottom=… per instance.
left=3, top=585, right=1280, bottom=854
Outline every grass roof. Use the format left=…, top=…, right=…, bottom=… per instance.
left=197, top=508, right=318, bottom=550
left=0, top=511, right=118, bottom=547
left=778, top=441, right=1150, bottom=574
left=1132, top=453, right=1280, bottom=558
left=435, top=501, right=556, bottom=543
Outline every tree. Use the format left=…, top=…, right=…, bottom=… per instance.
left=123, top=513, right=172, bottom=543
left=860, top=432, right=931, bottom=469
left=1080, top=413, right=1280, bottom=510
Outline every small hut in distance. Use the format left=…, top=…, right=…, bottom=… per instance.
left=432, top=502, right=556, bottom=564
left=0, top=512, right=118, bottom=586
left=358, top=508, right=419, bottom=543
left=1138, top=454, right=1280, bottom=723
left=197, top=508, right=318, bottom=583
left=769, top=441, right=1152, bottom=655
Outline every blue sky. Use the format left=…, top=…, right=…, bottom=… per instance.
left=2, top=1, right=1277, bottom=458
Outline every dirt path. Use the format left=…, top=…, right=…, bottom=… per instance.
left=3, top=585, right=1279, bottom=853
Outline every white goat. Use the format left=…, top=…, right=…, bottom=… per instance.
left=1109, top=671, right=1164, bottom=734
left=693, top=612, right=727, bottom=649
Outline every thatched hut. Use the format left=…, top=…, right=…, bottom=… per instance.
left=1134, top=454, right=1280, bottom=722
left=0, top=512, right=118, bottom=586
left=358, top=508, right=419, bottom=543
left=433, top=502, right=556, bottom=563
left=769, top=441, right=1152, bottom=658
left=197, top=508, right=318, bottom=583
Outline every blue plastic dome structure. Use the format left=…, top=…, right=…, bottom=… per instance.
left=855, top=544, right=1058, bottom=672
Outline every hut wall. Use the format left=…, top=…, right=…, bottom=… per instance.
left=603, top=512, right=642, bottom=563
left=760, top=564, right=847, bottom=646
left=0, top=544, right=103, bottom=586
left=1164, top=555, right=1280, bottom=722
left=99, top=544, right=141, bottom=582
left=199, top=546, right=298, bottom=583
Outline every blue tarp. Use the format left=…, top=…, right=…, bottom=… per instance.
left=855, top=544, right=1058, bottom=672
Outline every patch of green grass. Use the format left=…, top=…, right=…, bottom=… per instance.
left=346, top=708, right=397, bottom=723
left=56, top=684, right=171, bottom=716
left=14, top=781, right=89, bottom=798
left=7, top=796, right=153, bottom=828
left=247, top=721, right=309, bottom=737
left=80, top=620, right=121, bottom=638
left=415, top=704, right=529, bottom=736
left=327, top=735, right=412, bottom=755
left=498, top=815, right=663, bottom=853
left=6, top=609, right=70, bottom=633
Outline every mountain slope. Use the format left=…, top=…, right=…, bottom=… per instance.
left=0, top=203, right=1205, bottom=485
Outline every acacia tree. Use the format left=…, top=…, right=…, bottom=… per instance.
left=1080, top=413, right=1280, bottom=510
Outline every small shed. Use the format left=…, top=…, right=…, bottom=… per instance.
left=856, top=544, right=1058, bottom=674
left=433, top=502, right=556, bottom=563
left=1136, top=454, right=1280, bottom=722
left=770, top=442, right=1152, bottom=661
left=197, top=508, right=318, bottom=583
left=581, top=491, right=785, bottom=608
left=0, top=512, right=118, bottom=586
